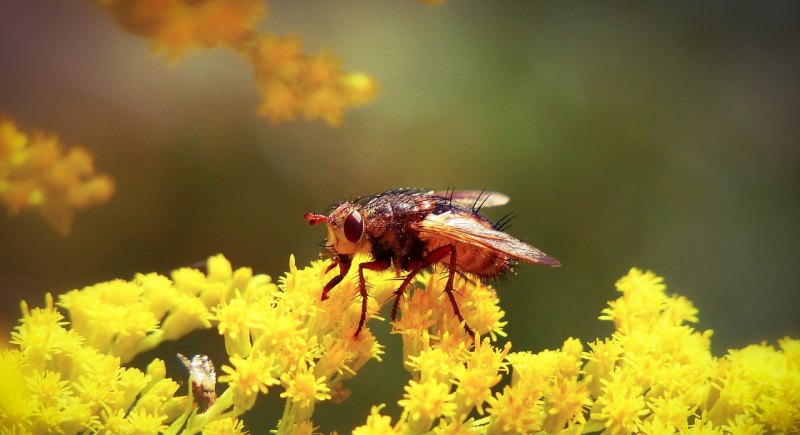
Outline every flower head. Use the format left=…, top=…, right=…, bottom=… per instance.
left=3, top=257, right=798, bottom=433
left=279, top=366, right=332, bottom=409
left=353, top=405, right=399, bottom=434
left=398, top=379, right=457, bottom=433
left=0, top=117, right=113, bottom=234
left=219, top=352, right=279, bottom=411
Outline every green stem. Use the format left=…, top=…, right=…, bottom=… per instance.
left=183, top=387, right=236, bottom=434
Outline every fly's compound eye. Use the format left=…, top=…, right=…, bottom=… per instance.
left=344, top=209, right=364, bottom=243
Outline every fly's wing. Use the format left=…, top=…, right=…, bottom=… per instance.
left=431, top=190, right=510, bottom=209
left=412, top=212, right=561, bottom=266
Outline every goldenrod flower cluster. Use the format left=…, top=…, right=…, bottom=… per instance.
left=1, top=255, right=798, bottom=434
left=356, top=268, right=799, bottom=434
left=92, top=0, right=378, bottom=126
left=0, top=117, right=114, bottom=235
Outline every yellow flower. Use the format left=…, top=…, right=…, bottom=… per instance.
left=600, top=268, right=669, bottom=335
left=451, top=338, right=510, bottom=416
left=58, top=280, right=161, bottom=363
left=708, top=339, right=800, bottom=432
left=279, top=367, right=332, bottom=408
left=4, top=255, right=799, bottom=433
left=195, top=0, right=266, bottom=47
left=583, top=337, right=623, bottom=397
left=98, top=0, right=266, bottom=58
left=398, top=379, right=457, bottom=433
left=203, top=417, right=249, bottom=435
left=719, top=413, right=764, bottom=435
left=406, top=346, right=455, bottom=384
left=11, top=294, right=85, bottom=373
left=0, top=350, right=33, bottom=429
left=313, top=335, right=356, bottom=381
left=353, top=404, right=399, bottom=434
left=339, top=72, right=380, bottom=106
left=207, top=253, right=234, bottom=282
left=213, top=293, right=254, bottom=357
left=451, top=278, right=508, bottom=340
left=3, top=293, right=190, bottom=433
left=485, top=381, right=544, bottom=434
left=251, top=34, right=303, bottom=76
left=219, top=352, right=279, bottom=411
left=0, top=116, right=114, bottom=234
left=590, top=369, right=649, bottom=434
left=302, top=87, right=347, bottom=127
left=413, top=272, right=508, bottom=341
left=89, top=1, right=377, bottom=126
left=160, top=293, right=212, bottom=340
left=393, top=288, right=437, bottom=357
left=545, top=377, right=591, bottom=430
left=126, top=408, right=168, bottom=434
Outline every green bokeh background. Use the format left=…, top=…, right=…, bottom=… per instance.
left=1, top=1, right=798, bottom=431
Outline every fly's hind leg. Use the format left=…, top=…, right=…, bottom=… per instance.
left=391, top=244, right=474, bottom=338
left=440, top=245, right=474, bottom=338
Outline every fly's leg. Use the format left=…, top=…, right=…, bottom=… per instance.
left=355, top=259, right=391, bottom=338
left=391, top=244, right=474, bottom=338
left=390, top=245, right=449, bottom=320
left=390, top=260, right=421, bottom=321
left=321, top=255, right=351, bottom=301
left=440, top=245, right=474, bottom=338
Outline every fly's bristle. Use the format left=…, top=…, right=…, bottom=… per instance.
left=476, top=191, right=493, bottom=213
left=494, top=212, right=517, bottom=232
left=470, top=189, right=487, bottom=212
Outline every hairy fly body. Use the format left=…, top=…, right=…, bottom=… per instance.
left=304, top=188, right=560, bottom=337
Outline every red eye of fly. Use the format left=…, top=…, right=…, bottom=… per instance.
left=344, top=210, right=364, bottom=243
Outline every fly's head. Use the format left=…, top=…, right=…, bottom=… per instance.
left=304, top=201, right=369, bottom=257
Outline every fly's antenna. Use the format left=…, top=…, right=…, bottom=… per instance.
left=188, top=259, right=209, bottom=271
left=304, top=213, right=329, bottom=226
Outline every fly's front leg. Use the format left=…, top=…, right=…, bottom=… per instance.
left=355, top=259, right=391, bottom=338
left=321, top=255, right=351, bottom=301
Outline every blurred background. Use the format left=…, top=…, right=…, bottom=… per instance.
left=1, top=0, right=799, bottom=431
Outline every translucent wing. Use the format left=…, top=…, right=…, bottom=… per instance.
left=431, top=190, right=510, bottom=209
left=412, top=211, right=561, bottom=266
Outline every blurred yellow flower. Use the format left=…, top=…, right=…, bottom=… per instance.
left=0, top=116, right=114, bottom=234
left=353, top=405, right=399, bottom=434
left=91, top=0, right=379, bottom=126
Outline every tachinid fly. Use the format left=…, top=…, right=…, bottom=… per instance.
left=304, top=188, right=560, bottom=337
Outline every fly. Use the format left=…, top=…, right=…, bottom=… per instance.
left=304, top=188, right=560, bottom=337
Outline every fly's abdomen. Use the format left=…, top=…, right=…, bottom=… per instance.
left=425, top=236, right=512, bottom=278
left=454, top=243, right=512, bottom=278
